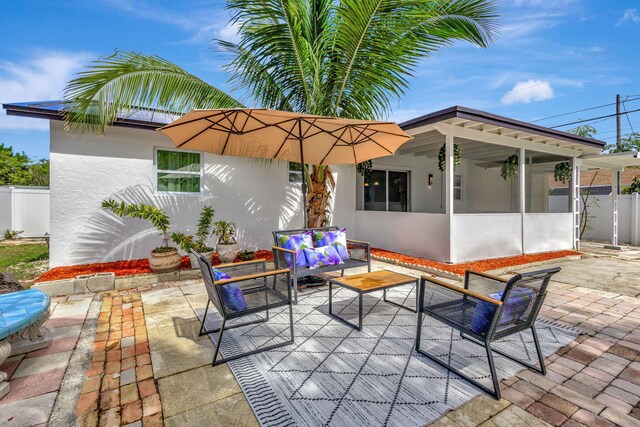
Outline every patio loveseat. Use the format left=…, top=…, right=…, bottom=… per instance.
left=272, top=227, right=371, bottom=304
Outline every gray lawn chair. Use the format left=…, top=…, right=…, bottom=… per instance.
left=415, top=267, right=560, bottom=399
left=192, top=250, right=295, bottom=366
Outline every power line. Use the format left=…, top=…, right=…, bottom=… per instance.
left=550, top=107, right=640, bottom=129
left=532, top=96, right=640, bottom=123
left=622, top=99, right=637, bottom=135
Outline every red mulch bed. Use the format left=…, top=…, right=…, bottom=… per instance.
left=36, top=250, right=274, bottom=283
left=370, top=248, right=580, bottom=277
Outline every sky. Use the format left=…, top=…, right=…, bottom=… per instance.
left=0, top=0, right=639, bottom=161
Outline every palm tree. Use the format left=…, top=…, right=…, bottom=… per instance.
left=64, top=0, right=499, bottom=227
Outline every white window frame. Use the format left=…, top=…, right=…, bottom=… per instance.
left=154, top=147, right=204, bottom=196
left=363, top=168, right=411, bottom=212
left=454, top=174, right=463, bottom=201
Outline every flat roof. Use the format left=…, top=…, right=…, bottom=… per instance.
left=400, top=105, right=606, bottom=149
left=3, top=101, right=606, bottom=150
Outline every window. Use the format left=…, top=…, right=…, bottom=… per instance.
left=454, top=174, right=463, bottom=201
left=155, top=149, right=202, bottom=194
left=364, top=169, right=409, bottom=212
left=288, top=162, right=303, bottom=184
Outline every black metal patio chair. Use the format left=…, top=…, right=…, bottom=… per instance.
left=415, top=267, right=560, bottom=399
left=192, top=250, right=295, bottom=366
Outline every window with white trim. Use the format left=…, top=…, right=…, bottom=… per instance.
left=155, top=149, right=202, bottom=194
left=288, top=162, right=303, bottom=184
left=454, top=174, right=463, bottom=201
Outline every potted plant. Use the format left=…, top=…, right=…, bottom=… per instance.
left=102, top=199, right=181, bottom=273
left=171, top=206, right=216, bottom=268
left=237, top=250, right=256, bottom=261
left=213, top=220, right=239, bottom=263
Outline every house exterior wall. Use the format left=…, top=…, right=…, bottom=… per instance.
left=49, top=121, right=355, bottom=267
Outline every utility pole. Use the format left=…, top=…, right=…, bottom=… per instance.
left=615, top=94, right=621, bottom=194
left=616, top=94, right=622, bottom=150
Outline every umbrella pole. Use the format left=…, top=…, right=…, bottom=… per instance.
left=298, top=119, right=308, bottom=228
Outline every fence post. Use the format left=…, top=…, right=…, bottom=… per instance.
left=10, top=186, right=16, bottom=232
left=632, top=192, right=639, bottom=245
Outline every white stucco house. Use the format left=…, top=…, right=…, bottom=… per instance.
left=4, top=101, right=638, bottom=267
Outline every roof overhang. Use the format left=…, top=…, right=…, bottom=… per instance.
left=400, top=106, right=606, bottom=158
left=2, top=101, right=176, bottom=130
left=580, top=151, right=640, bottom=171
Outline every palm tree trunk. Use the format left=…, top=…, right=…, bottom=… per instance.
left=306, top=166, right=335, bottom=228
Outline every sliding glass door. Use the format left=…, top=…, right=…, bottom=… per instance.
left=364, top=169, right=409, bottom=212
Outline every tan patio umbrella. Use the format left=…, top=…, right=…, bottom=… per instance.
left=158, top=108, right=412, bottom=225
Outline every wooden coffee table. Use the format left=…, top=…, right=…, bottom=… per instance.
left=328, top=270, right=418, bottom=331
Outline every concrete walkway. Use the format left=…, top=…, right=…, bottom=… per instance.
left=1, top=255, right=639, bottom=426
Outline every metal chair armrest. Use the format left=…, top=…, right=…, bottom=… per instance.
left=271, top=246, right=297, bottom=274
left=466, top=270, right=509, bottom=283
left=346, top=239, right=370, bottom=262
left=216, top=258, right=267, bottom=271
left=215, top=269, right=290, bottom=287
left=422, top=275, right=503, bottom=306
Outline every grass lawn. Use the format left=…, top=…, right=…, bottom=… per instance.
left=0, top=243, right=49, bottom=283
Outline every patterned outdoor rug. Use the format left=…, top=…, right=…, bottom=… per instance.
left=199, top=285, right=578, bottom=427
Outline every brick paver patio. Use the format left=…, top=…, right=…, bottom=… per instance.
left=1, top=256, right=639, bottom=426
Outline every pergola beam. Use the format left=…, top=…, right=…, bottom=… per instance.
left=432, top=122, right=581, bottom=158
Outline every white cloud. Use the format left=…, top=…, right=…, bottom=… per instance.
left=617, top=8, right=640, bottom=26
left=501, top=79, right=554, bottom=105
left=0, top=51, right=91, bottom=130
left=217, top=21, right=242, bottom=44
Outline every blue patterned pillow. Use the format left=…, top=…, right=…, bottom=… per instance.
left=220, top=283, right=247, bottom=311
left=313, top=228, right=349, bottom=261
left=470, top=287, right=534, bottom=335
left=277, top=232, right=313, bottom=268
left=303, top=245, right=344, bottom=270
left=211, top=268, right=246, bottom=311
left=212, top=268, right=231, bottom=281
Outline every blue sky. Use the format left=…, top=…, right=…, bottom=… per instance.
left=0, top=0, right=639, bottom=160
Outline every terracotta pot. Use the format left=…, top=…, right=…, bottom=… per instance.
left=148, top=248, right=182, bottom=273
left=188, top=250, right=214, bottom=269
left=217, top=243, right=239, bottom=263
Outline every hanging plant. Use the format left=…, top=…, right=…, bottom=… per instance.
left=554, top=161, right=572, bottom=184
left=356, top=160, right=373, bottom=177
left=438, top=144, right=461, bottom=172
left=500, top=154, right=519, bottom=180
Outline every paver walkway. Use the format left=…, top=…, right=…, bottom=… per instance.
left=1, top=256, right=639, bottom=426
left=75, top=289, right=162, bottom=426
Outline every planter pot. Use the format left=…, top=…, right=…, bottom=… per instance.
left=188, top=250, right=214, bottom=269
left=217, top=243, right=239, bottom=263
left=148, top=248, right=182, bottom=273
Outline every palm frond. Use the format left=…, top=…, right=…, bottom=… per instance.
left=63, top=50, right=242, bottom=132
left=224, top=0, right=331, bottom=113
left=330, top=0, right=499, bottom=119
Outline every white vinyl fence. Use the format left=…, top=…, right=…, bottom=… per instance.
left=550, top=193, right=640, bottom=245
left=0, top=186, right=50, bottom=239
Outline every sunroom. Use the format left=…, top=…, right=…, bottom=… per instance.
left=354, top=106, right=607, bottom=263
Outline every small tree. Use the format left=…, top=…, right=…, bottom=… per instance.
left=0, top=143, right=32, bottom=185
left=622, top=176, right=640, bottom=194
left=102, top=199, right=173, bottom=251
left=171, top=206, right=216, bottom=253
